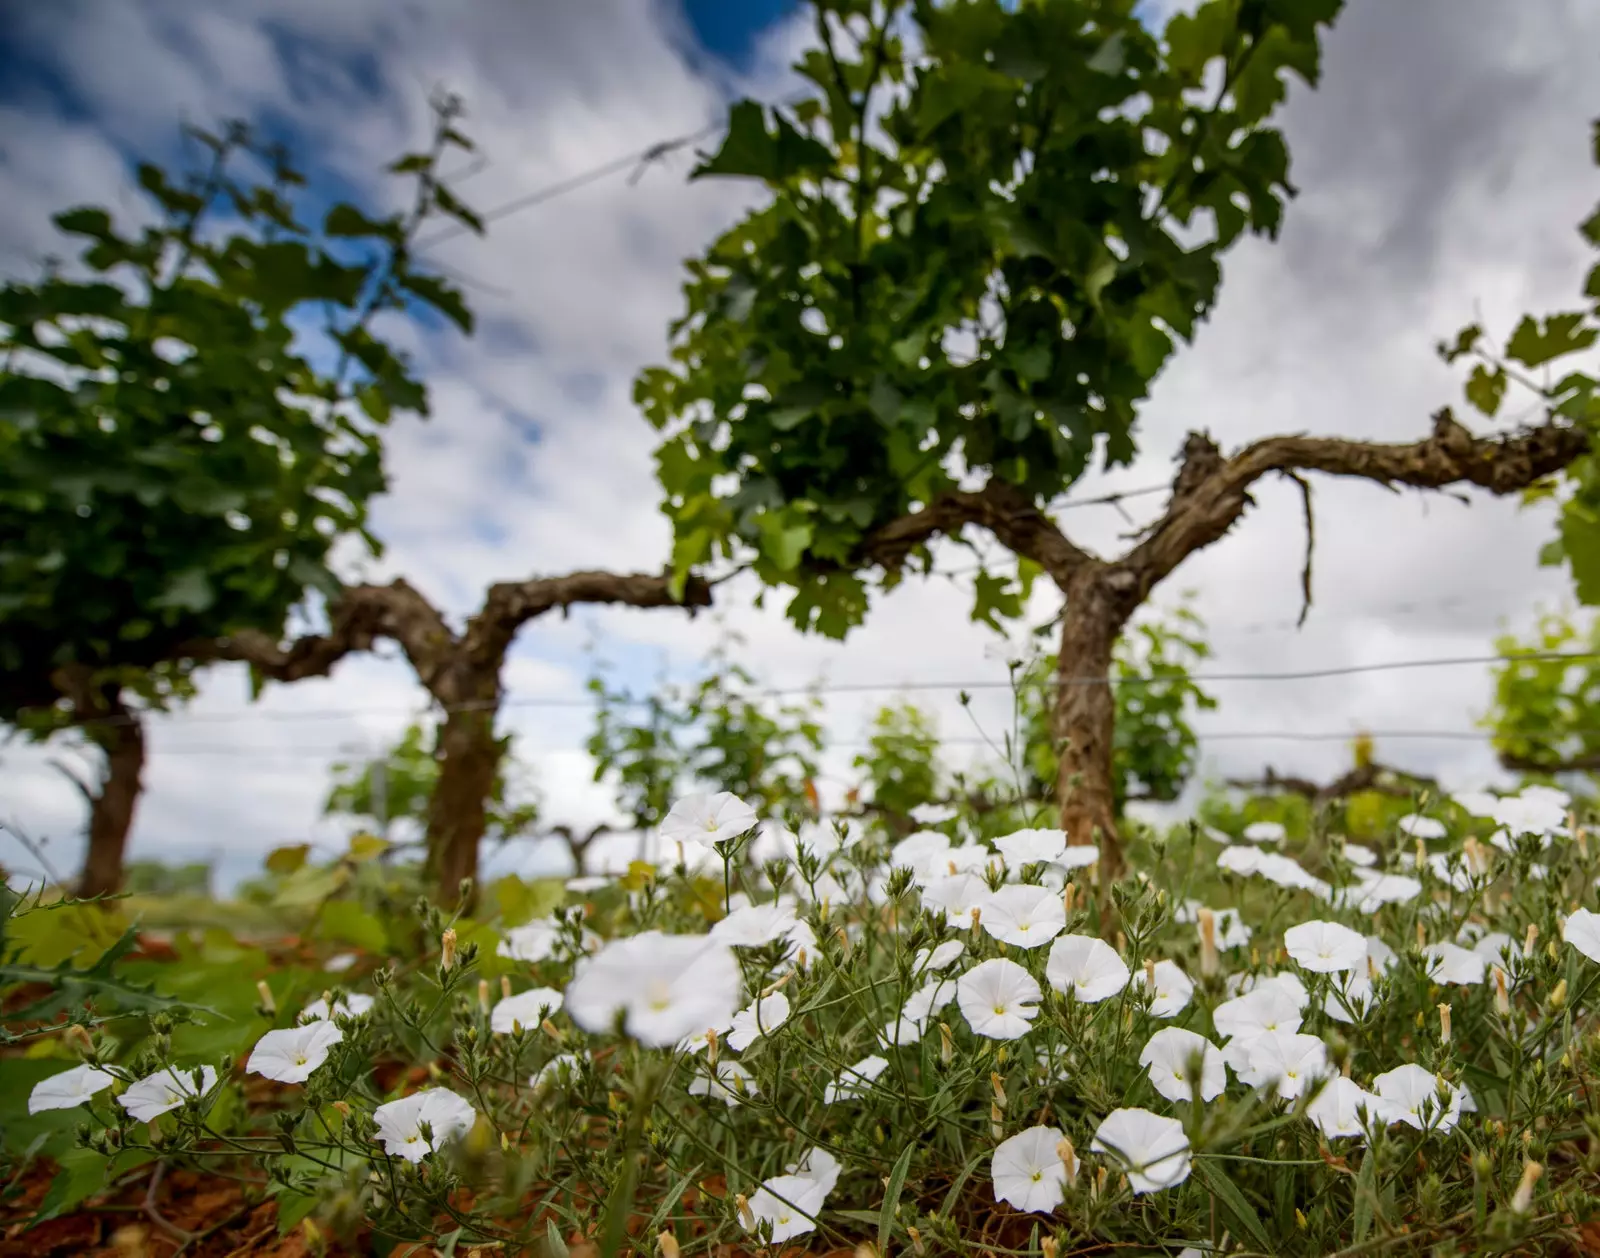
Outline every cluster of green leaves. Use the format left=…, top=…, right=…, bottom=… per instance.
left=1017, top=599, right=1216, bottom=810
left=324, top=721, right=541, bottom=846
left=586, top=633, right=826, bottom=824
left=1483, top=606, right=1600, bottom=793
left=0, top=102, right=480, bottom=723
left=638, top=0, right=1343, bottom=637
left=1440, top=120, right=1600, bottom=601
left=851, top=700, right=946, bottom=819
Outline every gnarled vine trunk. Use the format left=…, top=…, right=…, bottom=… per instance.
left=424, top=672, right=503, bottom=909
left=1053, top=572, right=1134, bottom=885
left=77, top=692, right=146, bottom=899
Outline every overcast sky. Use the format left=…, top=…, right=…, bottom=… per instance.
left=1, top=0, right=1598, bottom=892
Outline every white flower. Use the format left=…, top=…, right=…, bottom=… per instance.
left=892, top=830, right=951, bottom=875
left=1322, top=969, right=1378, bottom=1024
left=1336, top=871, right=1422, bottom=911
left=497, top=919, right=562, bottom=963
left=324, top=952, right=359, bottom=972
left=921, top=872, right=993, bottom=923
left=1491, top=788, right=1568, bottom=838
left=913, top=940, right=965, bottom=973
left=1056, top=845, right=1102, bottom=871
left=1371, top=1064, right=1461, bottom=1133
left=946, top=843, right=1003, bottom=876
left=910, top=802, right=959, bottom=825
left=726, top=993, right=791, bottom=1051
left=28, top=1064, right=115, bottom=1114
left=565, top=931, right=741, bottom=1048
left=824, top=1055, right=889, bottom=1103
left=991, top=1125, right=1070, bottom=1214
left=1218, top=845, right=1264, bottom=875
left=373, top=1088, right=477, bottom=1162
left=1307, top=1076, right=1381, bottom=1139
left=980, top=884, right=1066, bottom=948
left=957, top=958, right=1042, bottom=1040
left=1135, top=960, right=1194, bottom=1017
left=1452, top=789, right=1501, bottom=818
left=1091, top=1108, right=1192, bottom=1194
left=246, top=1022, right=343, bottom=1084
left=1469, top=931, right=1521, bottom=966
left=901, top=977, right=958, bottom=1025
left=688, top=1060, right=758, bottom=1107
left=1234, top=1029, right=1330, bottom=1100
left=1563, top=908, right=1600, bottom=963
left=118, top=1066, right=218, bottom=1121
left=1045, top=934, right=1130, bottom=1003
left=1367, top=936, right=1397, bottom=973
left=1398, top=814, right=1447, bottom=840
left=879, top=1014, right=928, bottom=1047
left=994, top=828, right=1067, bottom=868
left=745, top=1173, right=827, bottom=1242
left=1256, top=854, right=1331, bottom=899
left=1226, top=972, right=1310, bottom=1008
left=1193, top=906, right=1253, bottom=950
left=1139, top=1028, right=1227, bottom=1102
left=1284, top=920, right=1368, bottom=973
left=1213, top=986, right=1303, bottom=1042
left=1342, top=843, right=1377, bottom=868
left=1424, top=942, right=1486, bottom=986
left=530, top=1054, right=581, bottom=1088
left=711, top=902, right=798, bottom=947
left=1243, top=821, right=1286, bottom=844
left=660, top=792, right=759, bottom=849
left=786, top=1147, right=842, bottom=1196
left=491, top=987, right=564, bottom=1034
left=566, top=875, right=612, bottom=893
left=298, top=993, right=375, bottom=1023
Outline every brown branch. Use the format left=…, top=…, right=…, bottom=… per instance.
left=1226, top=761, right=1439, bottom=805
left=1119, top=409, right=1590, bottom=597
left=857, top=479, right=1100, bottom=587
left=1498, top=749, right=1600, bottom=774
left=1284, top=470, right=1315, bottom=628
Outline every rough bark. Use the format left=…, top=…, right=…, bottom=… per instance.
left=1053, top=570, right=1139, bottom=884
left=74, top=689, right=146, bottom=899
left=200, top=569, right=711, bottom=907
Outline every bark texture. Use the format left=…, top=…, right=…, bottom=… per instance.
left=200, top=569, right=712, bottom=907
left=66, top=688, right=146, bottom=899
left=858, top=409, right=1590, bottom=905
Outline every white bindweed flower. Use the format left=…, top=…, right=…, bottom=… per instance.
left=957, top=958, right=1042, bottom=1040
left=1371, top=1064, right=1462, bottom=1134
left=711, top=901, right=799, bottom=947
left=991, top=1125, right=1070, bottom=1214
left=786, top=1147, right=842, bottom=1196
left=530, top=1054, right=582, bottom=1089
left=1322, top=969, right=1378, bottom=1024
left=1234, top=1029, right=1330, bottom=1100
left=565, top=931, right=741, bottom=1048
left=1398, top=814, right=1447, bottom=840
left=910, top=802, right=959, bottom=825
left=1307, top=1076, right=1382, bottom=1140
left=1563, top=908, right=1600, bottom=963
left=1045, top=935, right=1130, bottom=1003
left=1491, top=788, right=1568, bottom=838
left=1336, top=871, right=1422, bottom=911
left=1226, top=972, right=1310, bottom=1008
left=660, top=792, right=759, bottom=849
left=1243, top=821, right=1286, bottom=845
left=1056, top=845, right=1102, bottom=871
left=892, top=830, right=951, bottom=875
left=902, top=977, right=958, bottom=1025
left=373, top=1088, right=477, bottom=1162
left=298, top=993, right=375, bottom=1024
left=324, top=952, right=359, bottom=973
left=566, top=875, right=612, bottom=893
left=726, top=993, right=791, bottom=1051
left=1192, top=907, right=1253, bottom=951
left=1452, top=789, right=1500, bottom=818
left=1139, top=1028, right=1227, bottom=1102
left=824, top=1055, right=890, bottom=1103
left=1256, top=854, right=1331, bottom=899
left=28, top=1064, right=115, bottom=1114
left=1342, top=843, right=1377, bottom=867
left=1213, top=985, right=1303, bottom=1042
left=913, top=940, right=966, bottom=973
left=1468, top=930, right=1520, bottom=966
left=689, top=1060, right=758, bottom=1107
left=491, top=987, right=564, bottom=1034
left=1424, top=942, right=1486, bottom=986
left=1136, top=959, right=1195, bottom=1017
left=921, top=872, right=993, bottom=922
left=497, top=919, right=561, bottom=963
left=980, top=884, right=1066, bottom=948
left=118, top=1066, right=218, bottom=1121
left=745, top=1172, right=828, bottom=1242
left=247, top=1021, right=343, bottom=1084
left=994, top=828, right=1067, bottom=868
left=946, top=843, right=1003, bottom=876
left=1091, top=1108, right=1192, bottom=1194
left=1284, top=920, right=1368, bottom=973
left=1218, top=845, right=1264, bottom=875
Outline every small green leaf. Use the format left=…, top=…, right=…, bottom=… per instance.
left=1464, top=363, right=1507, bottom=417
left=878, top=1143, right=916, bottom=1255
left=1505, top=311, right=1598, bottom=369
left=1195, top=1159, right=1272, bottom=1253
left=324, top=202, right=396, bottom=239
left=1086, top=31, right=1127, bottom=75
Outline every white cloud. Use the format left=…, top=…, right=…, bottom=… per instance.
left=3, top=0, right=1598, bottom=889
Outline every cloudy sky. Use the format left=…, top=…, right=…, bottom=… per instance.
left=1, top=0, right=1597, bottom=892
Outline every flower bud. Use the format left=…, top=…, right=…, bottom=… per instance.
left=477, top=979, right=490, bottom=1013
left=1198, top=909, right=1218, bottom=977
left=970, top=907, right=983, bottom=940
left=1511, top=1159, right=1543, bottom=1214
left=1549, top=979, right=1569, bottom=1014
left=1063, top=884, right=1077, bottom=916
left=907, top=1227, right=925, bottom=1256
left=256, top=980, right=276, bottom=1015
left=440, top=928, right=458, bottom=971
left=501, top=975, right=513, bottom=1000
left=989, top=1100, right=1003, bottom=1139
left=1524, top=923, right=1539, bottom=956
left=735, top=1193, right=755, bottom=1229
left=658, top=1231, right=681, bottom=1258
left=1494, top=966, right=1511, bottom=1016
left=938, top=1021, right=953, bottom=1067
left=707, top=1027, right=719, bottom=1067
left=1057, top=1137, right=1078, bottom=1186
left=990, top=1072, right=1007, bottom=1109
left=1041, top=1238, right=1059, bottom=1258
left=1438, top=1003, right=1452, bottom=1045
